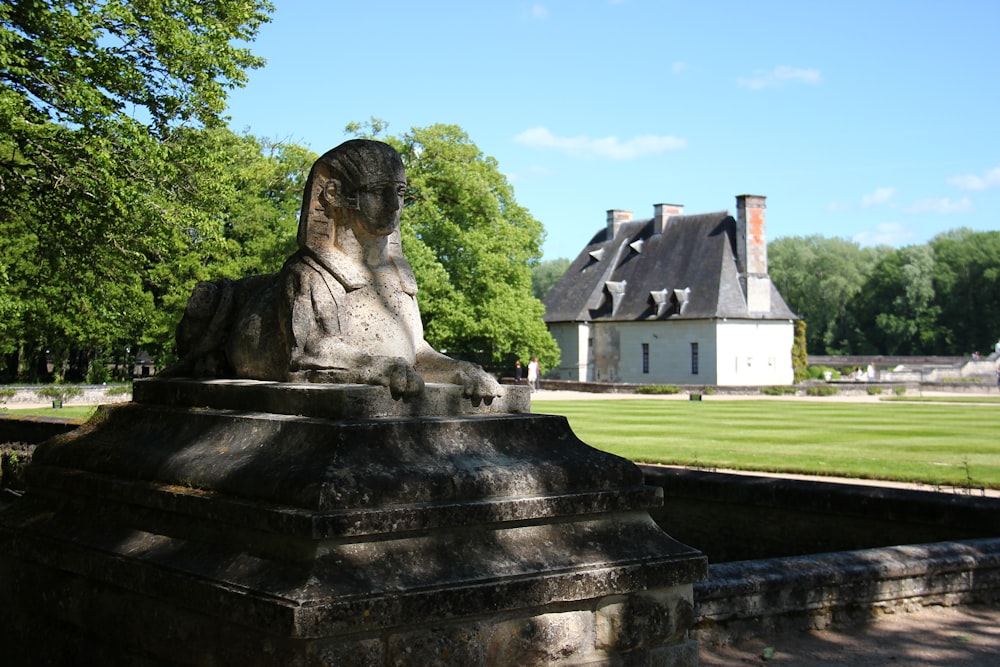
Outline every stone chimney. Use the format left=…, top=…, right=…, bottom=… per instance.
left=653, top=203, right=684, bottom=234
left=606, top=209, right=632, bottom=238
left=735, top=194, right=771, bottom=313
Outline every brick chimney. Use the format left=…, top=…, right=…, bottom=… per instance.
left=653, top=203, right=684, bottom=234
left=735, top=194, right=770, bottom=313
left=606, top=209, right=632, bottom=238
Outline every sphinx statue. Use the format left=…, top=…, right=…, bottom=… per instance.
left=165, top=139, right=501, bottom=401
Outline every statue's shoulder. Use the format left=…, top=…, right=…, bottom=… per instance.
left=285, top=249, right=370, bottom=293
left=280, top=250, right=354, bottom=292
left=286, top=248, right=416, bottom=296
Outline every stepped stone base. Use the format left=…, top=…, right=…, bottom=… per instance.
left=0, top=379, right=706, bottom=666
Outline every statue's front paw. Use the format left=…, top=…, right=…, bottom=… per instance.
left=456, top=362, right=502, bottom=401
left=382, top=358, right=425, bottom=399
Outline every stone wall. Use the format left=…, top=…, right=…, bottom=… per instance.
left=0, top=416, right=79, bottom=448
left=642, top=467, right=999, bottom=563
left=536, top=378, right=923, bottom=397
left=809, top=354, right=999, bottom=383
left=640, top=466, right=1000, bottom=644
left=694, top=538, right=1000, bottom=644
left=1, top=384, right=131, bottom=407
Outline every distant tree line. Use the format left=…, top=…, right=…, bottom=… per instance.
left=768, top=231, right=1000, bottom=356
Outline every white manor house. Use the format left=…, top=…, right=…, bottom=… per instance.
left=542, top=195, right=797, bottom=386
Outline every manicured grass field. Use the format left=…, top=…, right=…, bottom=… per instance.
left=6, top=398, right=999, bottom=490
left=4, top=406, right=97, bottom=420
left=532, top=399, right=1000, bottom=490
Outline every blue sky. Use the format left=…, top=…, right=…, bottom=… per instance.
left=225, top=1, right=1000, bottom=261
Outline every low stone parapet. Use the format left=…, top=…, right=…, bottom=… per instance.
left=694, top=538, right=1000, bottom=645
left=1, top=384, right=131, bottom=407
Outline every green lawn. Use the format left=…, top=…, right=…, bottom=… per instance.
left=532, top=399, right=1000, bottom=490
left=4, top=406, right=97, bottom=420
left=885, top=395, right=1000, bottom=404
left=6, top=398, right=1000, bottom=490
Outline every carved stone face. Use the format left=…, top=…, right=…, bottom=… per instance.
left=298, top=140, right=409, bottom=253
left=314, top=144, right=406, bottom=239
left=353, top=179, right=406, bottom=237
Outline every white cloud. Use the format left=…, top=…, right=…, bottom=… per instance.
left=739, top=66, right=822, bottom=90
left=852, top=222, right=915, bottom=247
left=947, top=167, right=1000, bottom=191
left=514, top=127, right=686, bottom=160
left=528, top=4, right=548, bottom=19
left=671, top=61, right=690, bottom=74
left=505, top=164, right=553, bottom=182
left=904, top=197, right=974, bottom=215
left=861, top=187, right=896, bottom=207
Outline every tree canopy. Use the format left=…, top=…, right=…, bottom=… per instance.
left=769, top=231, right=1000, bottom=357
left=769, top=236, right=885, bottom=354
left=2, top=0, right=271, bottom=130
left=0, top=0, right=277, bottom=380
left=531, top=258, right=570, bottom=300
left=348, top=122, right=560, bottom=373
left=930, top=229, right=1000, bottom=355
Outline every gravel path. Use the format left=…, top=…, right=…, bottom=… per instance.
left=699, top=605, right=1000, bottom=666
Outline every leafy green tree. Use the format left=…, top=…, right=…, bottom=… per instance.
left=0, top=0, right=274, bottom=380
left=142, top=130, right=314, bottom=361
left=347, top=121, right=560, bottom=372
left=2, top=1, right=271, bottom=131
left=768, top=236, right=882, bottom=354
left=792, top=319, right=808, bottom=382
left=0, top=124, right=310, bottom=381
left=531, top=258, right=570, bottom=300
left=0, top=119, right=166, bottom=380
left=771, top=231, right=1000, bottom=357
left=852, top=245, right=942, bottom=355
left=930, top=229, right=1000, bottom=355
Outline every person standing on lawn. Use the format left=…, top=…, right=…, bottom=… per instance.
left=527, top=357, right=540, bottom=392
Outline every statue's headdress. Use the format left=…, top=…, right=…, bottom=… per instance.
left=297, top=140, right=405, bottom=251
left=295, top=140, right=415, bottom=295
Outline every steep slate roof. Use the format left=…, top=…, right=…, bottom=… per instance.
left=543, top=212, right=796, bottom=323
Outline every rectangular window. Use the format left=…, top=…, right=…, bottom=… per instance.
left=690, top=342, right=699, bottom=375
left=641, top=343, right=650, bottom=374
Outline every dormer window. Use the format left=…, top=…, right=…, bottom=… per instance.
left=672, top=287, right=691, bottom=315
left=649, top=289, right=670, bottom=318
left=605, top=280, right=627, bottom=316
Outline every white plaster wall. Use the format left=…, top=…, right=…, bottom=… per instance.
left=745, top=277, right=772, bottom=314
left=603, top=320, right=719, bottom=385
left=715, top=320, right=794, bottom=386
left=593, top=325, right=622, bottom=382
left=547, top=322, right=590, bottom=381
left=557, top=319, right=794, bottom=386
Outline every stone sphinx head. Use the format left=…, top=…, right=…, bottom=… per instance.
left=298, top=139, right=407, bottom=254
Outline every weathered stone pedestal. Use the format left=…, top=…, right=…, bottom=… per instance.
left=0, top=379, right=706, bottom=666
